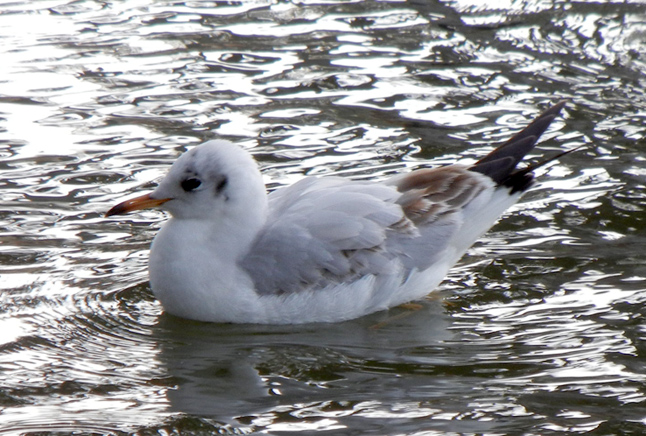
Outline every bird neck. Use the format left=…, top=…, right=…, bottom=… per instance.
left=199, top=195, right=269, bottom=256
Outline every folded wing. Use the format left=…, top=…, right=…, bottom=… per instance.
left=241, top=102, right=567, bottom=296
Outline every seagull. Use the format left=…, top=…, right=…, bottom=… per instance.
left=107, top=101, right=571, bottom=324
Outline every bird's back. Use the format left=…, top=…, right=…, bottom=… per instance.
left=240, top=102, right=568, bottom=318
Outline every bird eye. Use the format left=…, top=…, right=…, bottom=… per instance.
left=181, top=178, right=202, bottom=192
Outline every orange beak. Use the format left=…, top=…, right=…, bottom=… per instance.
left=105, top=193, right=171, bottom=217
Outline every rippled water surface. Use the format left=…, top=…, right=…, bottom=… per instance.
left=2, top=0, right=646, bottom=434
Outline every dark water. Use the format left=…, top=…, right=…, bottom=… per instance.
left=1, top=0, right=646, bottom=434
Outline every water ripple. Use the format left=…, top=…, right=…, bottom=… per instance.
left=1, top=0, right=646, bottom=434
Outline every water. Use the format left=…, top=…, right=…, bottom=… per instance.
left=1, top=0, right=646, bottom=434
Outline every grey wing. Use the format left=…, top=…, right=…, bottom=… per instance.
left=240, top=177, right=408, bottom=295
left=240, top=169, right=492, bottom=296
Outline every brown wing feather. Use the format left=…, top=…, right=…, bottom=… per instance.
left=388, top=166, right=490, bottom=225
left=389, top=101, right=569, bottom=226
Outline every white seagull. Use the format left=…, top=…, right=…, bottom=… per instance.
left=107, top=101, right=571, bottom=324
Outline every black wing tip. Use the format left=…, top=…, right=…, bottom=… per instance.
left=503, top=143, right=587, bottom=193
left=470, top=100, right=568, bottom=189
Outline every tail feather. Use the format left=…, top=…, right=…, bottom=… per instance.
left=470, top=101, right=569, bottom=192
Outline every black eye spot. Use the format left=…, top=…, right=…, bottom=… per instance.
left=215, top=177, right=228, bottom=194
left=181, top=178, right=202, bottom=192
